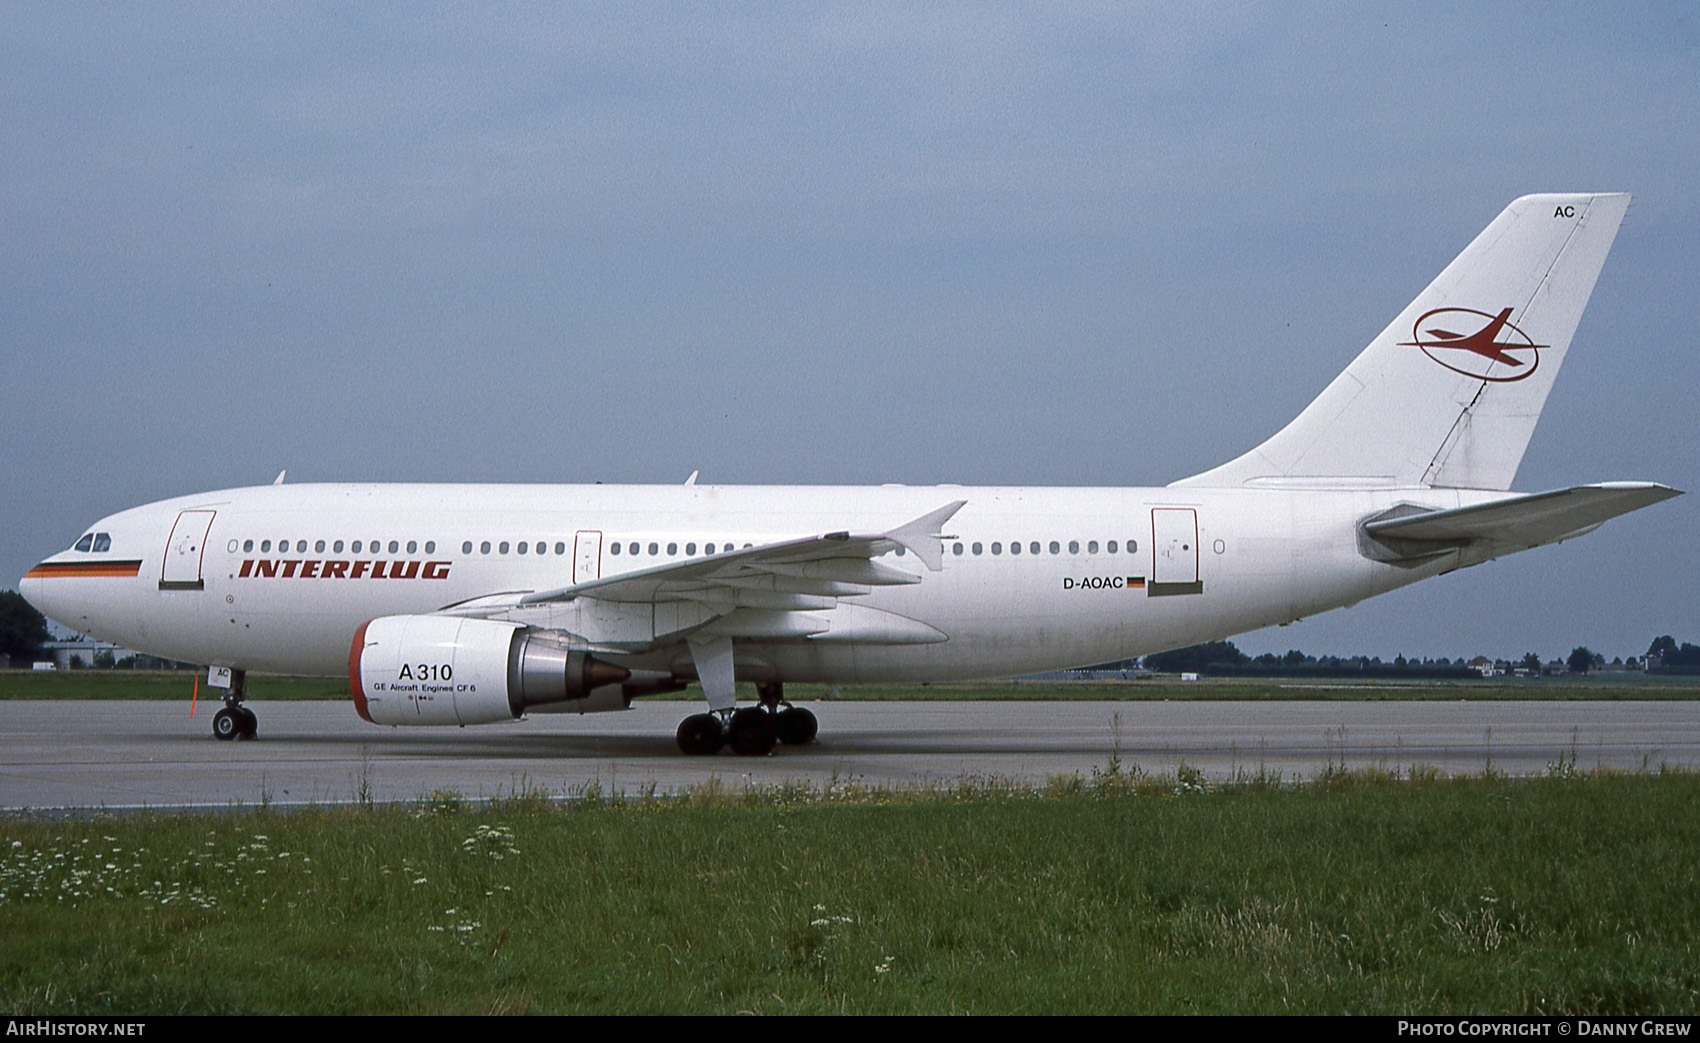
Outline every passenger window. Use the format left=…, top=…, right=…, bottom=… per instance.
left=1030, top=542, right=1041, bottom=555
left=388, top=541, right=400, bottom=554
left=1010, top=542, right=1021, bottom=555
left=407, top=540, right=417, bottom=554
left=1127, top=540, right=1138, bottom=552
left=480, top=541, right=491, bottom=554
left=244, top=540, right=254, bottom=553
left=1068, top=540, right=1079, bottom=554
left=518, top=542, right=529, bottom=555
left=75, top=534, right=94, bottom=552
left=296, top=540, right=307, bottom=553
left=425, top=541, right=435, bottom=554
left=628, top=543, right=638, bottom=555
left=556, top=542, right=567, bottom=555
left=991, top=542, right=1002, bottom=555
left=463, top=541, right=473, bottom=554
left=1087, top=541, right=1098, bottom=554
left=1049, top=541, right=1060, bottom=554
left=972, top=542, right=983, bottom=555
left=952, top=543, right=964, bottom=556
left=1108, top=541, right=1118, bottom=554
left=648, top=543, right=658, bottom=556
left=315, top=540, right=326, bottom=553
left=333, top=540, right=344, bottom=553
left=610, top=543, right=621, bottom=555
left=686, top=543, right=697, bottom=555
left=353, top=541, right=363, bottom=553
left=667, top=543, right=678, bottom=556
left=261, top=540, right=272, bottom=553
left=499, top=542, right=509, bottom=554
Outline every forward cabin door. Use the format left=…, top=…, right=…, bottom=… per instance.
left=161, top=510, right=216, bottom=590
left=1150, top=507, right=1202, bottom=596
left=573, top=530, right=603, bottom=584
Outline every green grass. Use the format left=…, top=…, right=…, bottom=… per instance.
left=3, top=771, right=1699, bottom=1014
left=5, top=669, right=1698, bottom=702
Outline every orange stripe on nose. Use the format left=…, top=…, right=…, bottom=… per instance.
left=24, top=560, right=143, bottom=578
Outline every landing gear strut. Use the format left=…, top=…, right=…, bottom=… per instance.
left=673, top=682, right=818, bottom=755
left=210, top=669, right=256, bottom=741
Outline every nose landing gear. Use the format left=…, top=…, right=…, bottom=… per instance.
left=209, top=669, right=257, bottom=741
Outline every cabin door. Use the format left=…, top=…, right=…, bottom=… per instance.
left=161, top=510, right=216, bottom=590
left=573, top=530, right=603, bottom=584
left=1150, top=508, right=1200, bottom=593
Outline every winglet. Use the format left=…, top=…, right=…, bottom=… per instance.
left=883, top=501, right=967, bottom=572
left=684, top=470, right=699, bottom=486
left=273, top=470, right=287, bottom=486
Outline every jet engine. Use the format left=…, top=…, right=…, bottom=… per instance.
left=350, top=615, right=631, bottom=726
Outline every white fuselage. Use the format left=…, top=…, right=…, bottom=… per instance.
left=21, top=481, right=1488, bottom=683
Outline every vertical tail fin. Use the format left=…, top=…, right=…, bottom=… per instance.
left=1174, top=193, right=1630, bottom=491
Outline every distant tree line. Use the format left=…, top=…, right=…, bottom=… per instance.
left=1142, top=641, right=1480, bottom=679
left=0, top=591, right=49, bottom=663
left=1143, top=637, right=1700, bottom=679
left=1646, top=635, right=1700, bottom=675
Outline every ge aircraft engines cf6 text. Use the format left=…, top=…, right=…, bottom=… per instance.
left=22, top=194, right=1679, bottom=754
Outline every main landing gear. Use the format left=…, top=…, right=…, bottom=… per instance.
left=675, top=681, right=818, bottom=756
left=210, top=669, right=257, bottom=741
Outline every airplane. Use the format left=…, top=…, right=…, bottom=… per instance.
left=20, top=192, right=1680, bottom=755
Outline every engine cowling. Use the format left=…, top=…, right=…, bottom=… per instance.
left=350, top=615, right=632, bottom=726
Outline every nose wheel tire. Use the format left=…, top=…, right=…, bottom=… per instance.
left=212, top=707, right=240, bottom=741
left=212, top=705, right=258, bottom=740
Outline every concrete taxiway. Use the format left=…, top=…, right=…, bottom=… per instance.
left=3, top=699, right=1698, bottom=810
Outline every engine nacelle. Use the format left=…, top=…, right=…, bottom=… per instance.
left=350, top=615, right=632, bottom=726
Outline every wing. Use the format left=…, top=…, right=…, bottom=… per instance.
left=439, top=501, right=967, bottom=652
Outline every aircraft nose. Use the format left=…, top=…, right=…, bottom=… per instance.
left=20, top=564, right=68, bottom=628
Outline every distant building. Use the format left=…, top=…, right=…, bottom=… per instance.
left=1466, top=656, right=1497, bottom=677
left=43, top=639, right=124, bottom=670
left=40, top=640, right=188, bottom=671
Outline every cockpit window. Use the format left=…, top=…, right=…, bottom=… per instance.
left=75, top=534, right=94, bottom=552
left=93, top=533, right=111, bottom=552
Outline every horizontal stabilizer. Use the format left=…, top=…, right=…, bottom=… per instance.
left=1363, top=482, right=1680, bottom=560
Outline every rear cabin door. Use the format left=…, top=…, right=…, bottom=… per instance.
left=1150, top=507, right=1201, bottom=595
left=573, top=530, right=603, bottom=585
left=161, top=510, right=216, bottom=590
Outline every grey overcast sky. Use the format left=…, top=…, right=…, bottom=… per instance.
left=2, top=3, right=1695, bottom=663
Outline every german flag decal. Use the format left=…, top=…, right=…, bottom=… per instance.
left=1128, top=577, right=1146, bottom=588
left=24, top=560, right=143, bottom=579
